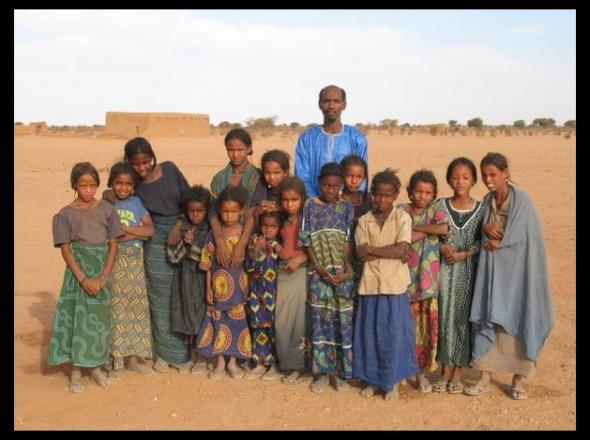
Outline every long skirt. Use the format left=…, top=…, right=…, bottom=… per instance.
left=309, top=281, right=354, bottom=379
left=411, top=297, right=439, bottom=372
left=353, top=294, right=419, bottom=392
left=195, top=303, right=252, bottom=360
left=48, top=242, right=112, bottom=368
left=472, top=325, right=536, bottom=377
left=275, top=266, right=308, bottom=371
left=110, top=242, right=153, bottom=370
left=144, top=215, right=190, bottom=365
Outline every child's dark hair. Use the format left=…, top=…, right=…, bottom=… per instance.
left=480, top=152, right=515, bottom=184
left=446, top=157, right=478, bottom=185
left=259, top=210, right=283, bottom=229
left=217, top=185, right=248, bottom=209
left=277, top=176, right=307, bottom=204
left=341, top=155, right=368, bottom=178
left=224, top=128, right=253, bottom=155
left=319, top=85, right=346, bottom=102
left=70, top=162, right=100, bottom=189
left=407, top=169, right=438, bottom=200
left=318, top=162, right=344, bottom=182
left=124, top=137, right=157, bottom=165
left=181, top=184, right=212, bottom=212
left=371, top=168, right=401, bottom=193
left=261, top=149, right=290, bottom=172
left=108, top=161, right=137, bottom=187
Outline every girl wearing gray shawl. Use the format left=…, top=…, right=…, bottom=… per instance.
left=465, top=153, right=554, bottom=400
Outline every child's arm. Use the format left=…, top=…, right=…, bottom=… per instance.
left=282, top=253, right=308, bottom=272
left=210, top=214, right=231, bottom=267
left=483, top=223, right=504, bottom=240
left=413, top=223, right=449, bottom=237
left=363, top=242, right=411, bottom=261
left=124, top=213, right=155, bottom=240
left=230, top=210, right=256, bottom=267
left=166, top=216, right=184, bottom=246
left=305, top=246, right=332, bottom=283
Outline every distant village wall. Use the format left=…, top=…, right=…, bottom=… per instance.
left=14, top=122, right=48, bottom=136
left=105, top=112, right=210, bottom=138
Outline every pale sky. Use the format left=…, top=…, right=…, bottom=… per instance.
left=14, top=9, right=576, bottom=126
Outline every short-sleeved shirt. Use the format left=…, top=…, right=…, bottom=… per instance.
left=355, top=206, right=412, bottom=295
left=52, top=200, right=124, bottom=247
left=134, top=161, right=189, bottom=216
left=114, top=196, right=149, bottom=247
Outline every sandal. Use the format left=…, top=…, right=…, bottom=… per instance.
left=447, top=381, right=465, bottom=394
left=69, top=378, right=84, bottom=393
left=509, top=387, right=528, bottom=400
left=153, top=358, right=170, bottom=373
left=208, top=369, right=226, bottom=380
left=281, top=371, right=302, bottom=385
left=432, top=379, right=449, bottom=393
left=416, top=380, right=433, bottom=393
left=464, top=384, right=488, bottom=396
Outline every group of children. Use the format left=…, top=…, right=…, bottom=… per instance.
left=49, top=128, right=553, bottom=402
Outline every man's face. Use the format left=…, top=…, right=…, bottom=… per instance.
left=319, top=87, right=346, bottom=123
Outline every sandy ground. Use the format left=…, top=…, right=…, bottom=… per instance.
left=14, top=131, right=575, bottom=430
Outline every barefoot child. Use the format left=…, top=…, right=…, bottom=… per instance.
left=275, top=176, right=309, bottom=385
left=434, top=158, right=484, bottom=394
left=108, top=162, right=155, bottom=374
left=244, top=210, right=283, bottom=380
left=194, top=186, right=253, bottom=379
left=353, top=169, right=419, bottom=401
left=465, top=152, right=554, bottom=400
left=49, top=162, right=124, bottom=392
left=166, top=185, right=211, bottom=373
left=401, top=169, right=449, bottom=393
left=300, top=162, right=355, bottom=393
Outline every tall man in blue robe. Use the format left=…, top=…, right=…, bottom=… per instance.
left=294, top=85, right=369, bottom=198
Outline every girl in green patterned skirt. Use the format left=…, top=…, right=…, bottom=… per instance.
left=49, top=162, right=124, bottom=392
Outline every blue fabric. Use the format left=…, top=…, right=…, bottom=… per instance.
left=114, top=196, right=149, bottom=246
left=470, top=186, right=555, bottom=362
left=294, top=125, right=368, bottom=197
left=353, top=294, right=418, bottom=392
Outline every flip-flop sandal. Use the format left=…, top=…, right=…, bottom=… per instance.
left=244, top=369, right=265, bottom=380
left=509, top=387, right=528, bottom=400
left=208, top=369, right=226, bottom=380
left=281, top=372, right=302, bottom=385
left=69, top=378, right=84, bottom=393
left=432, top=380, right=449, bottom=393
left=227, top=367, right=244, bottom=379
left=464, top=384, right=488, bottom=396
left=153, top=358, right=170, bottom=373
left=260, top=369, right=281, bottom=381
left=417, top=381, right=433, bottom=393
left=447, top=382, right=465, bottom=394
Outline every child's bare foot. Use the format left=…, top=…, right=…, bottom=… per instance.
left=416, top=373, right=432, bottom=393
left=244, top=364, right=266, bottom=380
left=175, top=361, right=193, bottom=374
left=281, top=370, right=302, bottom=385
left=227, top=365, right=244, bottom=379
left=310, top=374, right=329, bottom=393
left=360, top=385, right=375, bottom=398
left=333, top=375, right=350, bottom=392
left=510, top=375, right=528, bottom=400
left=69, top=368, right=84, bottom=393
left=90, top=367, right=111, bottom=388
left=208, top=368, right=226, bottom=380
left=127, top=356, right=151, bottom=374
left=261, top=364, right=281, bottom=381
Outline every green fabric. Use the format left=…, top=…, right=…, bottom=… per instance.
left=210, top=161, right=261, bottom=206
left=48, top=242, right=113, bottom=368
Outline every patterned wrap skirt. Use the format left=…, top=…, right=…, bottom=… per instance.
left=48, top=242, right=113, bottom=368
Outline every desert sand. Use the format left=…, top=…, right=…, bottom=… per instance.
left=14, top=131, right=575, bottom=430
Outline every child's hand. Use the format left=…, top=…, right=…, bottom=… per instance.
left=101, top=189, right=116, bottom=205
left=283, top=255, right=304, bottom=272
left=483, top=239, right=501, bottom=251
left=330, top=268, right=352, bottom=286
left=230, top=240, right=247, bottom=267
left=167, top=226, right=183, bottom=246
left=183, top=229, right=194, bottom=245
left=316, top=266, right=334, bottom=283
left=444, top=250, right=467, bottom=264
left=440, top=244, right=456, bottom=259
left=83, top=278, right=102, bottom=295
left=483, top=223, right=504, bottom=240
left=206, top=305, right=221, bottom=320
